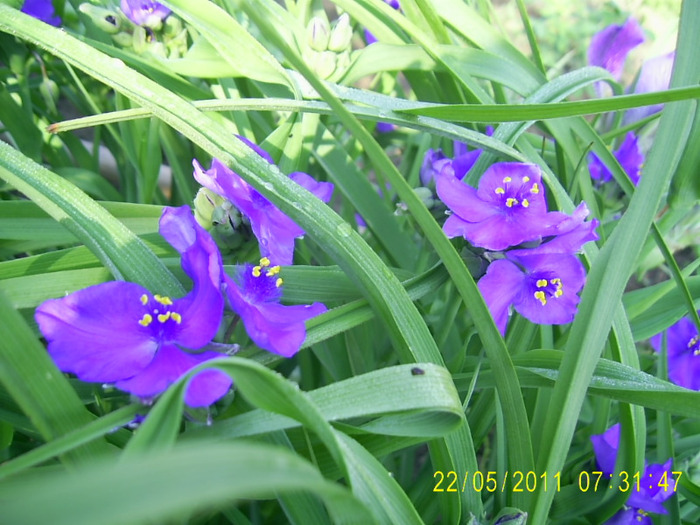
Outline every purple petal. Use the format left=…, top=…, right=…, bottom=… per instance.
left=650, top=316, right=700, bottom=390
left=364, top=28, right=378, bottom=45
left=193, top=158, right=258, bottom=221
left=224, top=272, right=326, bottom=357
left=624, top=51, right=675, bottom=124
left=451, top=149, right=482, bottom=180
left=376, top=122, right=396, bottom=133
left=289, top=172, right=334, bottom=203
left=21, top=0, right=61, bottom=26
left=591, top=423, right=620, bottom=474
left=477, top=259, right=526, bottom=335
left=507, top=252, right=586, bottom=326
left=115, top=343, right=231, bottom=406
left=529, top=202, right=599, bottom=254
left=628, top=459, right=676, bottom=514
left=588, top=151, right=612, bottom=183
left=35, top=282, right=158, bottom=382
left=120, top=0, right=171, bottom=26
left=616, top=133, right=645, bottom=185
left=421, top=149, right=449, bottom=186
left=436, top=171, right=496, bottom=223
left=588, top=18, right=645, bottom=80
left=158, top=206, right=224, bottom=349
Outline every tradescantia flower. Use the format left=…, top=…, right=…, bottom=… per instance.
left=478, top=251, right=587, bottom=335
left=588, top=132, right=645, bottom=186
left=650, top=313, right=700, bottom=390
left=120, top=0, right=171, bottom=27
left=193, top=137, right=334, bottom=266
left=35, top=206, right=232, bottom=407
left=591, top=424, right=676, bottom=524
left=436, top=162, right=567, bottom=251
left=224, top=257, right=327, bottom=357
left=21, top=0, right=61, bottom=26
left=477, top=202, right=597, bottom=335
left=588, top=18, right=645, bottom=81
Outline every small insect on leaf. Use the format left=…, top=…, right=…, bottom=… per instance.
left=411, top=367, right=425, bottom=376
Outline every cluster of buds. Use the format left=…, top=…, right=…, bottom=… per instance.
left=78, top=2, right=188, bottom=59
left=303, top=13, right=353, bottom=80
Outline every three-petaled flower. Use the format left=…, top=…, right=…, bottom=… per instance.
left=650, top=313, right=700, bottom=391
left=591, top=424, right=676, bottom=524
left=436, top=162, right=566, bottom=251
left=224, top=257, right=327, bottom=357
left=193, top=136, right=334, bottom=266
left=35, top=206, right=232, bottom=407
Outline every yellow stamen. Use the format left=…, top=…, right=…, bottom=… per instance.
left=170, top=312, right=182, bottom=324
left=503, top=176, right=512, bottom=183
left=154, top=295, right=173, bottom=306
left=275, top=278, right=284, bottom=288
left=530, top=183, right=540, bottom=194
left=157, top=312, right=171, bottom=323
left=495, top=187, right=505, bottom=195
left=266, top=265, right=281, bottom=277
left=138, top=314, right=153, bottom=327
left=687, top=336, right=699, bottom=348
left=259, top=257, right=271, bottom=267
left=536, top=279, right=548, bottom=288
left=534, top=291, right=547, bottom=306
left=140, top=294, right=149, bottom=305
left=252, top=266, right=262, bottom=278
left=522, top=199, right=530, bottom=208
left=505, top=198, right=518, bottom=208
left=522, top=176, right=530, bottom=183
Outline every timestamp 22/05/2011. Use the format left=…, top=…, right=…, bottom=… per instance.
left=433, top=470, right=683, bottom=493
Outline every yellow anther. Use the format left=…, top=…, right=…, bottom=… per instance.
left=157, top=312, right=171, bottom=323
left=252, top=266, right=262, bottom=278
left=495, top=187, right=505, bottom=195
left=522, top=199, right=530, bottom=208
left=259, top=257, right=271, bottom=267
left=534, top=291, right=547, bottom=306
left=503, top=176, right=512, bottom=183
left=266, top=265, right=281, bottom=277
left=688, top=336, right=699, bottom=348
left=140, top=294, right=149, bottom=305
left=536, top=279, right=548, bottom=288
left=554, top=289, right=564, bottom=298
left=530, top=183, right=540, bottom=194
left=522, top=176, right=530, bottom=183
left=275, top=277, right=284, bottom=288
left=505, top=198, right=518, bottom=208
left=170, top=312, right=182, bottom=324
left=154, top=295, right=173, bottom=306
left=138, top=314, right=153, bottom=327
left=551, top=278, right=561, bottom=284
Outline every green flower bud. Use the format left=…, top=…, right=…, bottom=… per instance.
left=328, top=13, right=352, bottom=52
left=306, top=17, right=330, bottom=52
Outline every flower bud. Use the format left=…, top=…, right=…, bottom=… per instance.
left=306, top=17, right=330, bottom=52
left=79, top=3, right=122, bottom=34
left=328, top=13, right=352, bottom=52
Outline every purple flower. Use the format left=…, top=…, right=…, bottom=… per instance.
left=193, top=138, right=334, bottom=266
left=376, top=122, right=396, bottom=133
left=364, top=0, right=401, bottom=44
left=224, top=258, right=327, bottom=357
left=478, top=251, right=586, bottom=335
left=120, top=0, right=171, bottom=27
left=35, top=206, right=231, bottom=407
left=588, top=18, right=645, bottom=81
left=436, top=162, right=567, bottom=251
left=420, top=148, right=450, bottom=186
left=589, top=132, right=645, bottom=185
left=650, top=314, right=700, bottom=390
left=21, top=0, right=61, bottom=26
left=623, top=51, right=676, bottom=125
left=591, top=424, right=676, bottom=523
